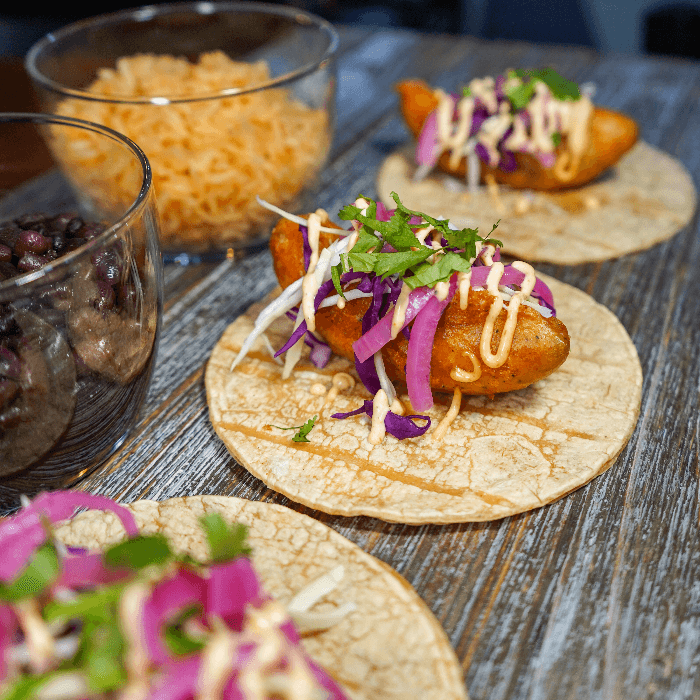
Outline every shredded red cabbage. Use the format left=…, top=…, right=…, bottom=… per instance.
left=301, top=225, right=311, bottom=271
left=276, top=273, right=364, bottom=358
left=331, top=401, right=430, bottom=439
left=353, top=286, right=435, bottom=364
left=468, top=264, right=556, bottom=315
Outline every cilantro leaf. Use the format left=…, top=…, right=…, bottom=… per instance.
left=271, top=415, right=319, bottom=443
left=200, top=513, right=251, bottom=563
left=369, top=248, right=435, bottom=280
left=345, top=251, right=379, bottom=274
left=331, top=263, right=345, bottom=299
left=44, top=585, right=126, bottom=624
left=163, top=605, right=206, bottom=656
left=79, top=619, right=127, bottom=692
left=506, top=81, right=536, bottom=111
left=552, top=131, right=562, bottom=147
left=292, top=415, right=318, bottom=442
left=104, top=535, right=173, bottom=571
left=512, top=68, right=580, bottom=101
left=405, top=252, right=472, bottom=289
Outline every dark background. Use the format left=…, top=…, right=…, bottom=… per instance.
left=1, top=0, right=700, bottom=59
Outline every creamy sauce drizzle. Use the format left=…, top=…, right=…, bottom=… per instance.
left=118, top=582, right=151, bottom=700
left=391, top=283, right=412, bottom=339
left=301, top=211, right=324, bottom=332
left=369, top=389, right=391, bottom=445
left=325, top=372, right=355, bottom=405
left=479, top=260, right=536, bottom=368
left=451, top=349, right=482, bottom=383
left=432, top=388, right=462, bottom=441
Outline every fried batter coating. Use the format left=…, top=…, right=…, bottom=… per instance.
left=269, top=217, right=570, bottom=396
left=396, top=79, right=638, bottom=191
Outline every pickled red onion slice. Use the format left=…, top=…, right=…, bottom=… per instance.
left=0, top=491, right=138, bottom=582
left=353, top=286, right=435, bottom=363
left=405, top=276, right=457, bottom=411
left=416, top=108, right=441, bottom=168
left=331, top=401, right=430, bottom=440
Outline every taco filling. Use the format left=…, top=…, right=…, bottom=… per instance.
left=0, top=491, right=350, bottom=700
left=397, top=69, right=638, bottom=193
left=414, top=69, right=592, bottom=186
left=230, top=193, right=569, bottom=445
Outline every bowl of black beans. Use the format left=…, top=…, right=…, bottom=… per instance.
left=0, top=113, right=163, bottom=512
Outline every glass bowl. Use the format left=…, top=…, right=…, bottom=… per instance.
left=0, top=113, right=162, bottom=512
left=26, top=1, right=339, bottom=262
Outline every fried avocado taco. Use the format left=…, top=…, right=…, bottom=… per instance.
left=380, top=70, right=695, bottom=263
left=206, top=195, right=642, bottom=523
left=0, top=491, right=467, bottom=700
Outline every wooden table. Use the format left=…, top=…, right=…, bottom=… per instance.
left=13, top=27, right=700, bottom=700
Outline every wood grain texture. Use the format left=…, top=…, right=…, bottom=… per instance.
left=10, top=27, right=700, bottom=700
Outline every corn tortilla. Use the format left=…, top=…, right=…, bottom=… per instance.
left=376, top=141, right=696, bottom=264
left=206, top=274, right=641, bottom=524
left=55, top=494, right=467, bottom=700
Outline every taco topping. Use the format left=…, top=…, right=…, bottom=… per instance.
left=231, top=193, right=562, bottom=444
left=0, top=491, right=350, bottom=700
left=415, top=68, right=594, bottom=188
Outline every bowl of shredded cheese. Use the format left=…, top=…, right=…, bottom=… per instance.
left=26, top=2, right=338, bottom=260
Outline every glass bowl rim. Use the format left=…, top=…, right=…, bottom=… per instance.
left=25, top=0, right=340, bottom=105
left=0, top=112, right=154, bottom=294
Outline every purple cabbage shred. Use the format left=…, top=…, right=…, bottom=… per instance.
left=331, top=400, right=431, bottom=439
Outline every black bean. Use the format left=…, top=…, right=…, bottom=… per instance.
left=92, top=248, right=122, bottom=284
left=95, top=279, right=116, bottom=311
left=52, top=234, right=66, bottom=252
left=17, top=254, right=49, bottom=273
left=0, top=245, right=11, bottom=263
left=15, top=230, right=51, bottom=256
left=49, top=213, right=75, bottom=233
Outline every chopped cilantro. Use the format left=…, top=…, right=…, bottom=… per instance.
left=200, top=513, right=251, bottom=563
left=44, top=585, right=127, bottom=624
left=462, top=86, right=472, bottom=97
left=505, top=80, right=537, bottom=111
left=509, top=68, right=580, bottom=105
left=552, top=131, right=562, bottom=147
left=79, top=619, right=127, bottom=692
left=163, top=605, right=206, bottom=656
left=104, top=534, right=173, bottom=571
left=272, top=415, right=319, bottom=443
left=336, top=193, right=500, bottom=290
